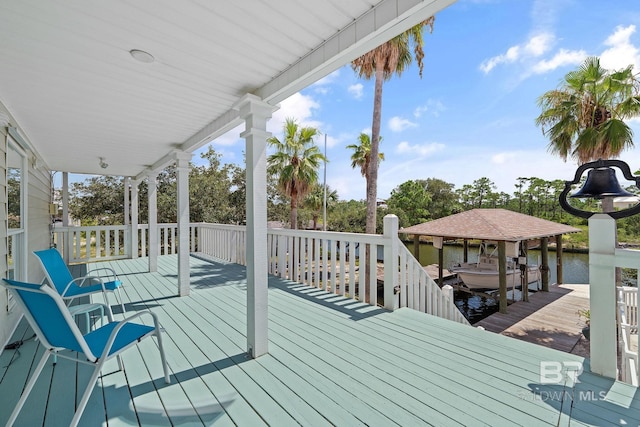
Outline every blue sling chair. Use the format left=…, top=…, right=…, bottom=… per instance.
left=1, top=279, right=170, bottom=427
left=33, top=248, right=127, bottom=316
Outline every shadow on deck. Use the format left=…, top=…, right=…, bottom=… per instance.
left=475, top=284, right=590, bottom=354
left=1, top=256, right=638, bottom=426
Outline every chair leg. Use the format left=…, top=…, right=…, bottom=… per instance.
left=6, top=350, right=51, bottom=426
left=115, top=288, right=126, bottom=315
left=70, top=362, right=103, bottom=427
left=116, top=354, right=123, bottom=371
left=155, top=329, right=171, bottom=384
left=101, top=292, right=114, bottom=318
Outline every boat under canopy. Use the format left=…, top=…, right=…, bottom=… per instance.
left=450, top=242, right=541, bottom=290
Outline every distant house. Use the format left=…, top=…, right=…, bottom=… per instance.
left=614, top=196, right=640, bottom=210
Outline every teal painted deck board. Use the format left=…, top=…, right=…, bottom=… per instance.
left=44, top=354, right=79, bottom=427
left=188, top=279, right=399, bottom=426
left=0, top=335, right=47, bottom=426
left=117, top=258, right=277, bottom=427
left=266, top=292, right=543, bottom=426
left=256, top=280, right=544, bottom=423
left=114, top=259, right=255, bottom=427
left=2, top=254, right=640, bottom=426
left=193, top=266, right=537, bottom=426
left=390, top=306, right=640, bottom=424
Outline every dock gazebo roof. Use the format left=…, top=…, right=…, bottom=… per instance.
left=400, top=209, right=581, bottom=314
left=400, top=208, right=580, bottom=242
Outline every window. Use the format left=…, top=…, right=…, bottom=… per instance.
left=7, top=140, right=26, bottom=311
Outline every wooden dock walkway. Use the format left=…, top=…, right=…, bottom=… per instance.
left=475, top=284, right=590, bottom=354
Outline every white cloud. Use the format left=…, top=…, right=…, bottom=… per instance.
left=210, top=124, right=242, bottom=146
left=312, top=69, right=341, bottom=87
left=325, top=132, right=355, bottom=149
left=396, top=141, right=445, bottom=157
left=310, top=69, right=341, bottom=95
left=414, top=99, right=446, bottom=118
left=480, top=32, right=554, bottom=74
left=524, top=33, right=554, bottom=56
left=491, top=152, right=517, bottom=165
left=348, top=83, right=364, bottom=99
left=388, top=116, right=418, bottom=132
left=600, top=25, right=640, bottom=72
left=531, top=48, right=587, bottom=74
left=328, top=172, right=365, bottom=201
left=479, top=46, right=520, bottom=74
left=269, top=92, right=321, bottom=134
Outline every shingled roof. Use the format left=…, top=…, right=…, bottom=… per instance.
left=399, top=208, right=580, bottom=241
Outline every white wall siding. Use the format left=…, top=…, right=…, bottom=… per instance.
left=0, top=120, right=18, bottom=350
left=27, top=161, right=53, bottom=282
left=0, top=103, right=53, bottom=351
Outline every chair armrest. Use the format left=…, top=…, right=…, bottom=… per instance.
left=99, top=310, right=162, bottom=361
left=69, top=302, right=114, bottom=322
left=62, top=276, right=107, bottom=296
left=86, top=267, right=119, bottom=281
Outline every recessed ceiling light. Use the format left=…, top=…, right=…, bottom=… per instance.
left=129, top=49, right=155, bottom=63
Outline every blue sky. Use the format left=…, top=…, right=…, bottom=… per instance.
left=198, top=0, right=640, bottom=202
left=60, top=1, right=640, bottom=201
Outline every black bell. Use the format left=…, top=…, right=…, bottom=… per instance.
left=571, top=167, right=636, bottom=199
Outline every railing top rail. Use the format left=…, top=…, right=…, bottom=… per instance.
left=612, top=248, right=640, bottom=269
left=195, top=223, right=246, bottom=231
left=268, top=227, right=386, bottom=245
left=53, top=225, right=128, bottom=231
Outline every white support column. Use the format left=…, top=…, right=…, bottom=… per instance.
left=62, top=172, right=69, bottom=226
left=124, top=177, right=130, bottom=226
left=147, top=173, right=159, bottom=272
left=124, top=177, right=130, bottom=257
left=236, top=94, right=273, bottom=358
left=588, top=214, right=617, bottom=378
left=175, top=151, right=192, bottom=296
left=383, top=214, right=399, bottom=310
left=131, top=180, right=139, bottom=259
left=62, top=172, right=70, bottom=262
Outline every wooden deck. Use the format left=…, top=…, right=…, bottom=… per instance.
left=1, top=255, right=639, bottom=426
left=475, top=284, right=590, bottom=354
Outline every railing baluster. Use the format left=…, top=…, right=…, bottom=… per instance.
left=314, top=238, right=321, bottom=289
left=348, top=241, right=355, bottom=297
left=339, top=240, right=346, bottom=297
left=54, top=222, right=468, bottom=323
left=369, top=244, right=377, bottom=306
left=330, top=239, right=337, bottom=294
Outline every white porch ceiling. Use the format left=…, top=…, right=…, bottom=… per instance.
left=0, top=0, right=455, bottom=179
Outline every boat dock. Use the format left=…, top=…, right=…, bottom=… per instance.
left=474, top=283, right=590, bottom=355
left=422, top=264, right=460, bottom=285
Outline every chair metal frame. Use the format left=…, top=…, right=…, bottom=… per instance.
left=34, top=248, right=127, bottom=315
left=2, top=279, right=170, bottom=427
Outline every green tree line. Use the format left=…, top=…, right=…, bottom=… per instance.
left=66, top=144, right=640, bottom=244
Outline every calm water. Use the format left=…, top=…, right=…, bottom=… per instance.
left=405, top=242, right=590, bottom=323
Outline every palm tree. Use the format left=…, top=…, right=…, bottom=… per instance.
left=351, top=17, right=435, bottom=234
left=347, top=133, right=385, bottom=178
left=536, top=56, right=640, bottom=164
left=304, top=184, right=338, bottom=230
left=267, top=118, right=327, bottom=229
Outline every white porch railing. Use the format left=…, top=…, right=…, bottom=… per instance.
left=195, top=217, right=469, bottom=325
left=53, top=225, right=129, bottom=264
left=397, top=244, right=468, bottom=324
left=53, top=223, right=200, bottom=263
left=617, top=286, right=638, bottom=386
left=137, top=224, right=198, bottom=257
left=52, top=216, right=469, bottom=325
